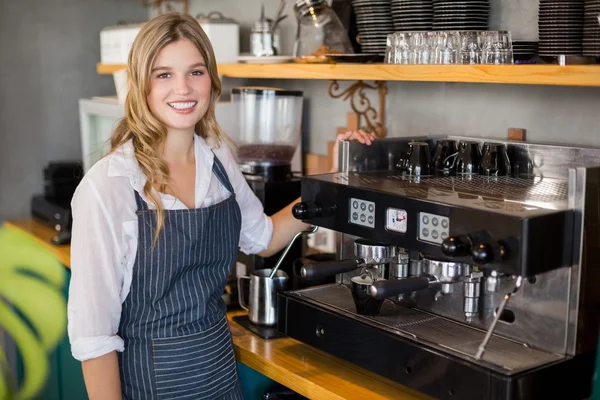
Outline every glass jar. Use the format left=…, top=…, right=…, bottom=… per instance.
left=250, top=20, right=281, bottom=57
left=292, top=0, right=353, bottom=57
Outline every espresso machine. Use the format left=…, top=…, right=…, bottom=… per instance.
left=278, top=136, right=600, bottom=400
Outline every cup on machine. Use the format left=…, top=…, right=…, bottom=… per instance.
left=455, top=140, right=482, bottom=176
left=396, top=141, right=432, bottom=177
left=432, top=139, right=458, bottom=176
left=479, top=142, right=511, bottom=176
left=350, top=271, right=386, bottom=316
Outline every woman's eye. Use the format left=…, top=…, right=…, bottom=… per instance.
left=191, top=70, right=205, bottom=76
left=157, top=73, right=171, bottom=79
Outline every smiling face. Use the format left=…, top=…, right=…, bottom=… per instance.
left=147, top=39, right=212, bottom=136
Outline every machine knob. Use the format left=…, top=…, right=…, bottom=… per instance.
left=471, top=242, right=507, bottom=265
left=441, top=235, right=472, bottom=257
left=292, top=202, right=335, bottom=220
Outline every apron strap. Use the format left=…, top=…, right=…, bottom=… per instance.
left=211, top=151, right=236, bottom=196
left=133, top=190, right=148, bottom=211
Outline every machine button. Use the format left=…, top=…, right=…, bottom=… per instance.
left=353, top=201, right=359, bottom=209
left=316, top=326, right=325, bottom=338
left=360, top=203, right=367, bottom=211
left=368, top=215, right=374, bottom=225
left=422, top=215, right=429, bottom=224
left=432, top=230, right=439, bottom=240
left=441, top=219, right=448, bottom=229
left=360, top=214, right=366, bottom=223
left=368, top=204, right=375, bottom=213
left=422, top=228, right=429, bottom=238
left=352, top=212, right=358, bottom=221
left=441, top=235, right=473, bottom=257
left=441, top=232, right=448, bottom=240
left=432, top=218, right=439, bottom=227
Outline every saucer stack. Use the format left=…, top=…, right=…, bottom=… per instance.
left=513, top=41, right=539, bottom=56
left=432, top=0, right=490, bottom=31
left=583, top=0, right=600, bottom=56
left=391, top=0, right=434, bottom=31
left=352, top=0, right=393, bottom=55
left=538, top=0, right=584, bottom=56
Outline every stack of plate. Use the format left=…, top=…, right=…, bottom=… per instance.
left=583, top=0, right=600, bottom=56
left=391, top=0, right=433, bottom=31
left=352, top=0, right=393, bottom=55
left=432, top=0, right=490, bottom=31
left=513, top=41, right=539, bottom=55
left=538, top=0, right=584, bottom=56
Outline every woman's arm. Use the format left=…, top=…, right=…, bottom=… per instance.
left=259, top=130, right=376, bottom=257
left=82, top=352, right=122, bottom=400
left=68, top=172, right=132, bottom=398
left=258, top=197, right=308, bottom=257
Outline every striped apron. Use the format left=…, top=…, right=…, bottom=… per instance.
left=117, top=154, right=244, bottom=400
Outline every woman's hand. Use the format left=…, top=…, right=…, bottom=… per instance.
left=330, top=130, right=377, bottom=173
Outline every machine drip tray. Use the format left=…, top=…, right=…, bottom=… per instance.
left=278, top=284, right=595, bottom=400
left=232, top=315, right=286, bottom=340
left=289, top=284, right=562, bottom=374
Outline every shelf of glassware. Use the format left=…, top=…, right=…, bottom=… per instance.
left=96, top=62, right=600, bottom=87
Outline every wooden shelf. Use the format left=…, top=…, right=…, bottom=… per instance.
left=97, top=63, right=127, bottom=74
left=97, top=62, right=600, bottom=87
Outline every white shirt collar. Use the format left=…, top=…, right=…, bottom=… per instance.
left=107, top=134, right=217, bottom=208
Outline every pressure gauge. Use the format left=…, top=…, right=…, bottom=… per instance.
left=386, top=208, right=408, bottom=233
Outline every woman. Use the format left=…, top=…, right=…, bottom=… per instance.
left=67, top=12, right=375, bottom=400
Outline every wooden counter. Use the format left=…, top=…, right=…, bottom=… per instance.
left=5, top=219, right=71, bottom=267
left=227, top=311, right=428, bottom=400
left=4, top=218, right=429, bottom=400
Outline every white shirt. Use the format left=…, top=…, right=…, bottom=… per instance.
left=67, top=135, right=273, bottom=362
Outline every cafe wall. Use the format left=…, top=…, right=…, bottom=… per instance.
left=176, top=0, right=600, bottom=154
left=0, top=0, right=147, bottom=221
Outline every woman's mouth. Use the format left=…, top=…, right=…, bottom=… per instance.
left=167, top=101, right=198, bottom=114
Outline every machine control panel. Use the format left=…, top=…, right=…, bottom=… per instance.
left=385, top=208, right=408, bottom=233
left=349, top=198, right=375, bottom=228
left=418, top=212, right=449, bottom=244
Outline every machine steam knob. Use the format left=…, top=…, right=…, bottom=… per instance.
left=471, top=242, right=507, bottom=265
left=441, top=235, right=472, bottom=257
left=292, top=202, right=335, bottom=220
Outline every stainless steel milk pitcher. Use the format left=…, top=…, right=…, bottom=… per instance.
left=238, top=269, right=288, bottom=326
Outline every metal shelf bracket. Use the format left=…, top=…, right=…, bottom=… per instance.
left=328, top=80, right=387, bottom=137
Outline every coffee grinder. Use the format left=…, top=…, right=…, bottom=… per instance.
left=228, top=87, right=305, bottom=304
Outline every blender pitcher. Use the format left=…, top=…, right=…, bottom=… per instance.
left=292, top=0, right=354, bottom=57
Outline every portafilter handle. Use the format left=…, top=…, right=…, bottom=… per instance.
left=300, top=258, right=366, bottom=280
left=369, top=277, right=433, bottom=300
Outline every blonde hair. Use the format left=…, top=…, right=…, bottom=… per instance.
left=110, top=12, right=229, bottom=244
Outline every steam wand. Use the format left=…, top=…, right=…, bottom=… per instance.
left=475, top=276, right=524, bottom=360
left=269, top=225, right=318, bottom=279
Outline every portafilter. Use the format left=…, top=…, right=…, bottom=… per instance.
left=300, top=239, right=398, bottom=280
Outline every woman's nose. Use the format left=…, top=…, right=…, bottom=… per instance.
left=173, top=76, right=192, bottom=95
